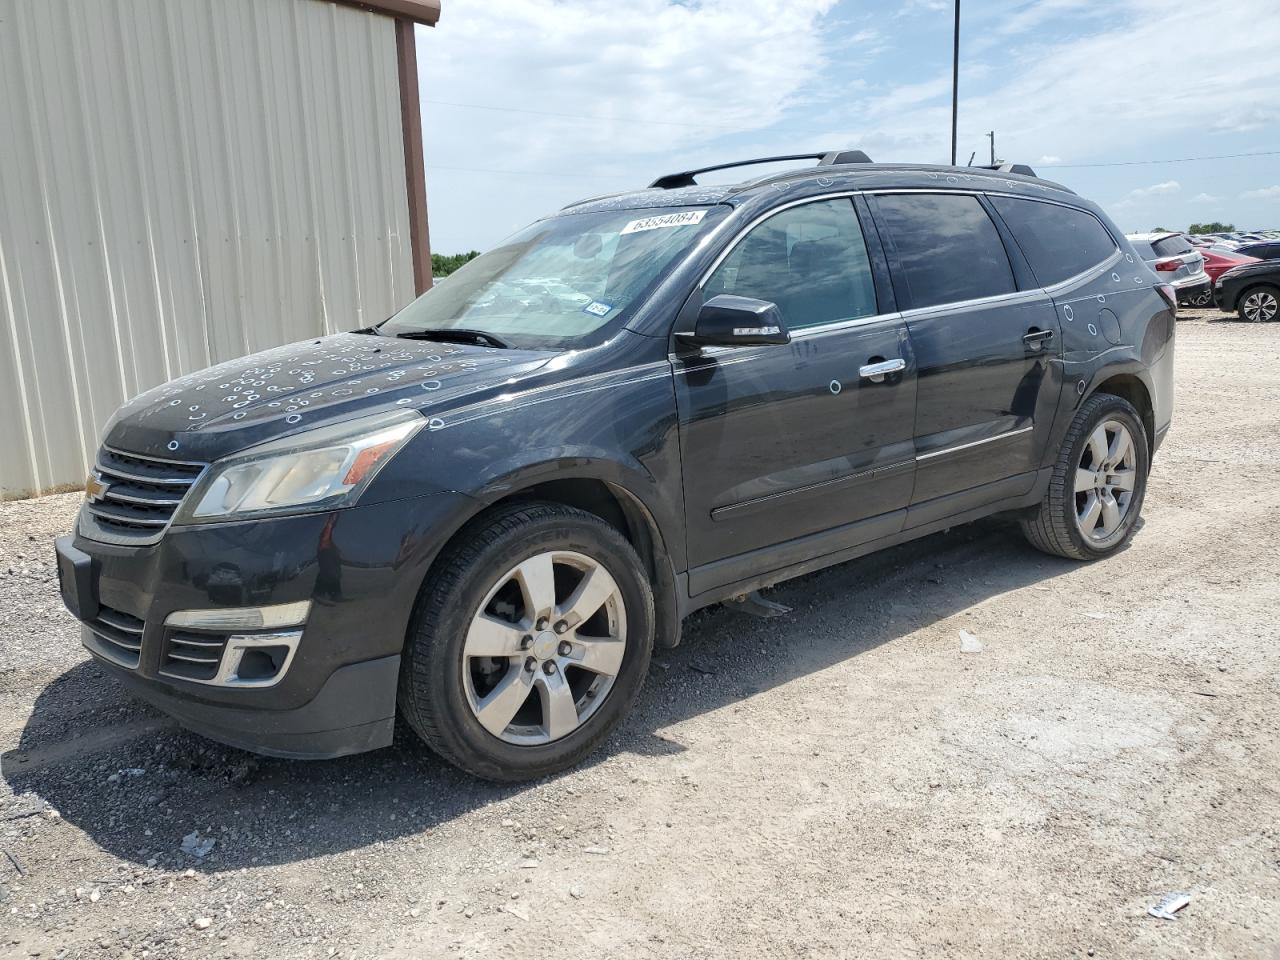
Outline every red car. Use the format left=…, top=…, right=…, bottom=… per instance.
left=1195, top=249, right=1261, bottom=306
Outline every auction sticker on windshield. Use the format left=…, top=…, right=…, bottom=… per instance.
left=620, top=210, right=708, bottom=235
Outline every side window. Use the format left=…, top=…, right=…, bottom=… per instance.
left=990, top=196, right=1120, bottom=286
left=705, top=198, right=877, bottom=330
left=874, top=193, right=1016, bottom=308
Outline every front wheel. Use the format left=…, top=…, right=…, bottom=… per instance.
left=1238, top=285, right=1280, bottom=322
left=1189, top=288, right=1213, bottom=308
left=398, top=502, right=653, bottom=782
left=1020, top=393, right=1149, bottom=561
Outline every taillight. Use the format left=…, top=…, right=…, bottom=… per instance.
left=1154, top=258, right=1182, bottom=272
left=1156, top=283, right=1178, bottom=313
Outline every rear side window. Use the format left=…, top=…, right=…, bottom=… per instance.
left=1151, top=234, right=1194, bottom=257
left=874, top=193, right=1015, bottom=309
left=705, top=197, right=878, bottom=329
left=990, top=197, right=1120, bottom=285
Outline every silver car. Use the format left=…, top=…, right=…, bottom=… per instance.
left=1127, top=232, right=1212, bottom=306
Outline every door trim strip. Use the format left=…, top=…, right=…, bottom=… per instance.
left=915, top=425, right=1033, bottom=462
left=710, top=458, right=914, bottom=522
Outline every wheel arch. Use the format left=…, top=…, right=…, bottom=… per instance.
left=411, top=470, right=685, bottom=651
left=1234, top=280, right=1280, bottom=316
left=1087, top=372, right=1154, bottom=453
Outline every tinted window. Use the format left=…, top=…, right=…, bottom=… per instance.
left=1151, top=234, right=1194, bottom=257
left=991, top=197, right=1120, bottom=285
left=1241, top=243, right=1280, bottom=259
left=705, top=198, right=877, bottom=330
left=875, top=194, right=1015, bottom=308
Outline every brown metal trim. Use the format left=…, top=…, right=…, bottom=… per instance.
left=326, top=0, right=441, bottom=27
left=395, top=18, right=433, bottom=293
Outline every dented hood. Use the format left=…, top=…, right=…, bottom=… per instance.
left=104, top=333, right=552, bottom=463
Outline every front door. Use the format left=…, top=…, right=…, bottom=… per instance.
left=868, top=191, right=1061, bottom=507
left=673, top=196, right=917, bottom=595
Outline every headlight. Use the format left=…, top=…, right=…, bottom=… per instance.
left=177, top=410, right=424, bottom=523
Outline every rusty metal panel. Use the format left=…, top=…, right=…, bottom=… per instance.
left=0, top=0, right=416, bottom=498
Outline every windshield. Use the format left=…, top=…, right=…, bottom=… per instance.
left=379, top=205, right=727, bottom=350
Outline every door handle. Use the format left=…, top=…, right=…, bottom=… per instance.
left=858, top=358, right=906, bottom=383
left=1023, top=328, right=1054, bottom=348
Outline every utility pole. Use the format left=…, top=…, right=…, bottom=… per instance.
left=950, top=0, right=960, bottom=165
left=987, top=130, right=996, bottom=166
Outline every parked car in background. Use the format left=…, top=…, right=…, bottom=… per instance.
left=55, top=153, right=1176, bottom=781
left=1126, top=232, right=1210, bottom=307
left=1215, top=259, right=1280, bottom=321
left=1195, top=249, right=1262, bottom=306
left=1232, top=240, right=1280, bottom=262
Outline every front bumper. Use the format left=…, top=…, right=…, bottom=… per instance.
left=55, top=491, right=474, bottom=758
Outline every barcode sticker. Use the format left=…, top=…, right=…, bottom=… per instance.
left=620, top=210, right=708, bottom=235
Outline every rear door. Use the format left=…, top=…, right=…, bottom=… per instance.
left=674, top=196, right=917, bottom=593
left=867, top=191, right=1062, bottom=512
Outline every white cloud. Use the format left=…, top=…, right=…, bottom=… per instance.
left=1241, top=186, right=1280, bottom=201
left=847, top=0, right=1280, bottom=170
left=1038, top=155, right=1062, bottom=164
left=418, top=0, right=841, bottom=247
left=1112, top=180, right=1180, bottom=210
left=1191, top=193, right=1220, bottom=204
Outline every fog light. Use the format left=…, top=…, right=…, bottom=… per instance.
left=164, top=600, right=311, bottom=631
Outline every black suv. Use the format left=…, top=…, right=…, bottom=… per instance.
left=1213, top=258, right=1280, bottom=322
left=55, top=152, right=1176, bottom=781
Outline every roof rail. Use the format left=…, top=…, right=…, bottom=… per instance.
left=977, top=162, right=1039, bottom=178
left=650, top=150, right=872, bottom=189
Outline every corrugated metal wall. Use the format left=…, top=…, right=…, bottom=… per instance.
left=0, top=0, right=416, bottom=498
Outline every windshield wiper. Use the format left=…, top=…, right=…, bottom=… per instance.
left=391, top=328, right=510, bottom=349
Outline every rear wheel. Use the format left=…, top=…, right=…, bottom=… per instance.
left=398, top=502, right=653, bottom=782
left=1020, top=393, right=1149, bottom=561
left=1238, top=285, right=1279, bottom=322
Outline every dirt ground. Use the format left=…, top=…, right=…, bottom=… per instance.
left=2, top=311, right=1278, bottom=960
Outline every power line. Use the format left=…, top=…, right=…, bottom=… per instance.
left=1040, top=149, right=1280, bottom=169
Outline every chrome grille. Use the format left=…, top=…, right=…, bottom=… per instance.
left=160, top=629, right=229, bottom=682
left=84, top=447, right=206, bottom=545
left=84, top=604, right=144, bottom=668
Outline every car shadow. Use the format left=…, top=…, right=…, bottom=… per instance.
left=2, top=517, right=1085, bottom=871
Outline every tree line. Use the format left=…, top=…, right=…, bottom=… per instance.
left=431, top=251, right=481, bottom=278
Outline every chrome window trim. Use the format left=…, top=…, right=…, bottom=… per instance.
left=685, top=185, right=1121, bottom=349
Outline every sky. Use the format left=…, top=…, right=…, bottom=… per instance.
left=415, top=0, right=1280, bottom=253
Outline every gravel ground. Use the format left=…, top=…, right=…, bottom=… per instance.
left=2, top=311, right=1279, bottom=959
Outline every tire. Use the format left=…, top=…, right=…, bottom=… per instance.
left=1189, top=288, right=1213, bottom=308
left=1237, top=284, right=1280, bottom=323
left=1020, top=393, right=1149, bottom=561
left=398, top=501, right=654, bottom=782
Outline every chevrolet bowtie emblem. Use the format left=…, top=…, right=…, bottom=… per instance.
left=84, top=473, right=109, bottom=503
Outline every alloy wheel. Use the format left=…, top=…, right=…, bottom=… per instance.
left=1242, top=290, right=1278, bottom=322
left=462, top=550, right=627, bottom=746
left=1074, top=420, right=1138, bottom=543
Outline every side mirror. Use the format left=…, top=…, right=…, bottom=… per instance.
left=678, top=295, right=791, bottom=348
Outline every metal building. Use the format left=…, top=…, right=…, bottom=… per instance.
left=0, top=0, right=440, bottom=498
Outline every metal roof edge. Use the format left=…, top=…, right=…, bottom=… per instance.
left=326, top=0, right=441, bottom=27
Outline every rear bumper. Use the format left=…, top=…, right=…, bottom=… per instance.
left=1174, top=276, right=1211, bottom=304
